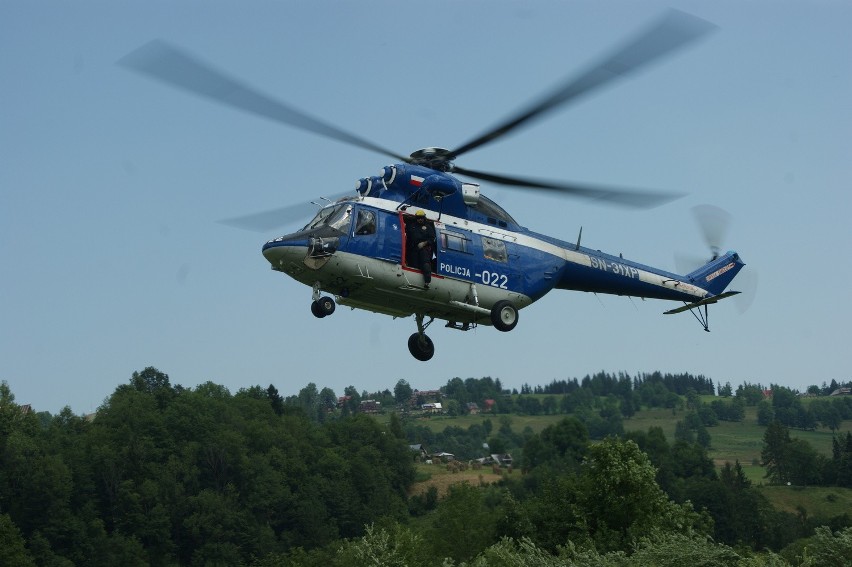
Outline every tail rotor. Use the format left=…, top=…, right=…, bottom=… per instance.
left=677, top=204, right=756, bottom=313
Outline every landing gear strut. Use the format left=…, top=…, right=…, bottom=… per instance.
left=408, top=313, right=435, bottom=361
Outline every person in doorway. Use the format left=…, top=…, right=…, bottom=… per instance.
left=406, top=210, right=436, bottom=288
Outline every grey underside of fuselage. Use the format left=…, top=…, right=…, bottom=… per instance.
left=269, top=249, right=532, bottom=324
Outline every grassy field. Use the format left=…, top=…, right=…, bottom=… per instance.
left=403, top=403, right=852, bottom=485
left=397, top=396, right=852, bottom=528
left=413, top=407, right=850, bottom=460
left=404, top=404, right=852, bottom=520
left=759, top=485, right=852, bottom=518
left=409, top=462, right=506, bottom=498
left=409, top=412, right=565, bottom=435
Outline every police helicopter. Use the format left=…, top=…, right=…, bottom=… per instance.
left=121, top=10, right=745, bottom=361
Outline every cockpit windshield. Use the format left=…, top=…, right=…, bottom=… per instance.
left=301, top=203, right=352, bottom=232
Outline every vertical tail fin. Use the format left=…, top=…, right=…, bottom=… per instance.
left=686, top=251, right=745, bottom=295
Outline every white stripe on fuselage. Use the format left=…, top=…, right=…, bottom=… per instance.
left=360, top=197, right=707, bottom=300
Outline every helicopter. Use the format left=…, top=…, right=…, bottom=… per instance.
left=121, top=9, right=745, bottom=361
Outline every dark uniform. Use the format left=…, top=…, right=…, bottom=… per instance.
left=406, top=212, right=436, bottom=287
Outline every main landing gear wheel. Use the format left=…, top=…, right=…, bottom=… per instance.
left=491, top=300, right=519, bottom=332
left=408, top=333, right=435, bottom=361
left=310, top=296, right=336, bottom=318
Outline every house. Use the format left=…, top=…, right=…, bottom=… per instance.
left=466, top=402, right=480, bottom=415
left=359, top=399, right=381, bottom=413
left=492, top=453, right=513, bottom=467
left=431, top=451, right=455, bottom=462
left=483, top=399, right=496, bottom=412
left=478, top=453, right=513, bottom=468
left=830, top=387, right=851, bottom=396
left=410, top=389, right=442, bottom=406
left=409, top=444, right=429, bottom=461
left=421, top=402, right=443, bottom=414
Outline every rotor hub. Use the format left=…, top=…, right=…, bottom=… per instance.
left=409, top=147, right=454, bottom=171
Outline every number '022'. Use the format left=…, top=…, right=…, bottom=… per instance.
left=481, top=271, right=508, bottom=289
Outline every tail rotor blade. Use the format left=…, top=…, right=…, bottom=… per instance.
left=692, top=204, right=731, bottom=259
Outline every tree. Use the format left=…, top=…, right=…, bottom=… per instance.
left=762, top=420, right=792, bottom=484
left=338, top=523, right=432, bottom=567
left=798, top=526, right=852, bottom=566
left=0, top=514, right=36, bottom=567
left=298, top=383, right=320, bottom=421
left=388, top=412, right=405, bottom=440
left=429, top=483, right=497, bottom=562
left=393, top=379, right=413, bottom=406
left=579, top=437, right=710, bottom=552
left=266, top=384, right=284, bottom=415
left=786, top=439, right=822, bottom=486
left=487, top=436, right=507, bottom=454
left=758, top=400, right=775, bottom=426
left=318, top=386, right=337, bottom=419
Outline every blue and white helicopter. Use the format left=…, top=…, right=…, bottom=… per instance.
left=122, top=10, right=744, bottom=361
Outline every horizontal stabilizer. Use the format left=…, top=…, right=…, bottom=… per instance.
left=664, top=290, right=741, bottom=315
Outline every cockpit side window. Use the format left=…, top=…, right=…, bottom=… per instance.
left=327, top=205, right=352, bottom=231
left=303, top=203, right=352, bottom=232
left=354, top=209, right=376, bottom=235
left=303, top=206, right=335, bottom=231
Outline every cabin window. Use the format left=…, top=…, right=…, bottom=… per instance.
left=441, top=231, right=471, bottom=254
left=354, top=210, right=376, bottom=235
left=482, top=237, right=507, bottom=262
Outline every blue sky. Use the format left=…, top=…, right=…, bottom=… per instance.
left=2, top=1, right=850, bottom=415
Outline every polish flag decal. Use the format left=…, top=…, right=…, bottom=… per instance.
left=410, top=175, right=425, bottom=187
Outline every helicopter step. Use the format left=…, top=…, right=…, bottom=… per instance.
left=448, top=300, right=490, bottom=317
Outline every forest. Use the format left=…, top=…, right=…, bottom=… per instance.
left=1, top=368, right=852, bottom=566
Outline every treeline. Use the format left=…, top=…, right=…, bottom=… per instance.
left=433, top=374, right=852, bottom=435
left=0, top=370, right=415, bottom=566
left=3, top=369, right=852, bottom=566
left=757, top=386, right=852, bottom=431
left=281, top=373, right=852, bottom=439
left=538, top=370, right=716, bottom=396
left=762, top=420, right=852, bottom=488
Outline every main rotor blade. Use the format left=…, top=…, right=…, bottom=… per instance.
left=448, top=9, right=716, bottom=160
left=119, top=40, right=410, bottom=163
left=452, top=166, right=682, bottom=208
left=218, top=191, right=354, bottom=233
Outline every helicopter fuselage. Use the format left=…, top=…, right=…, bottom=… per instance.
left=261, top=165, right=744, bottom=341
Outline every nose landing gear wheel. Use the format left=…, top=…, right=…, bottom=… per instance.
left=408, top=333, right=435, bottom=361
left=311, top=296, right=336, bottom=318
left=491, top=300, right=518, bottom=332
